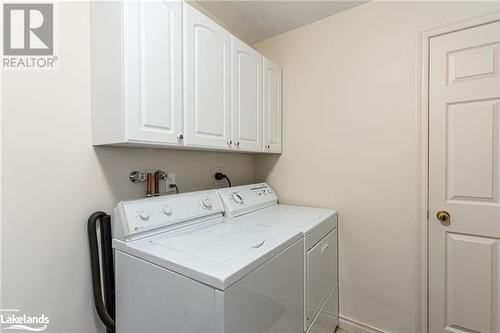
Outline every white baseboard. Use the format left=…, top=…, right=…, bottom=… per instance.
left=339, top=316, right=388, bottom=333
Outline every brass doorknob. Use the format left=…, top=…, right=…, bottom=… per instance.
left=436, top=210, right=451, bottom=226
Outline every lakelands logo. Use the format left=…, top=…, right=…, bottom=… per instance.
left=2, top=3, right=58, bottom=69
left=1, top=309, right=50, bottom=331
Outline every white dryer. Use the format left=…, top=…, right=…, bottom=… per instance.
left=218, top=184, right=339, bottom=333
left=113, top=189, right=304, bottom=333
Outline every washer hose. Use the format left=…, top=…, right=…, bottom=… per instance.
left=88, top=211, right=115, bottom=333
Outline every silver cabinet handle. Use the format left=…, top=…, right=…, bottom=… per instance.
left=177, top=133, right=184, bottom=141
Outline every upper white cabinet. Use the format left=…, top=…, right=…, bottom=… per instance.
left=90, top=0, right=183, bottom=146
left=91, top=1, right=282, bottom=153
left=231, top=36, right=263, bottom=152
left=183, top=3, right=232, bottom=149
left=263, top=58, right=282, bottom=153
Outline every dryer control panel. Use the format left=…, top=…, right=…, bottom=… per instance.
left=218, top=183, right=278, bottom=217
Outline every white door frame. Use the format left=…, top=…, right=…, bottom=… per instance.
left=416, top=10, right=500, bottom=333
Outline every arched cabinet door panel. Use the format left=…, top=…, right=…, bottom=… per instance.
left=183, top=3, right=232, bottom=149
left=124, top=0, right=183, bottom=144
left=231, top=36, right=263, bottom=152
left=263, top=58, right=282, bottom=153
left=91, top=0, right=183, bottom=146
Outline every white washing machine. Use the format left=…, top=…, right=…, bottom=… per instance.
left=218, top=184, right=339, bottom=333
left=113, top=189, right=304, bottom=333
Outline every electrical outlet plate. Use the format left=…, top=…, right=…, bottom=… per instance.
left=211, top=167, right=224, bottom=186
left=164, top=172, right=176, bottom=193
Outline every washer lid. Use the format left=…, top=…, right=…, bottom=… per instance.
left=114, top=220, right=302, bottom=290
left=152, top=222, right=280, bottom=262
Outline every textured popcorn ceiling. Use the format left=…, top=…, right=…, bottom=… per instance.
left=194, top=1, right=367, bottom=44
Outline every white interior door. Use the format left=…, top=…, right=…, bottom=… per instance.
left=263, top=58, right=282, bottom=153
left=124, top=0, right=183, bottom=144
left=429, top=21, right=500, bottom=333
left=231, top=36, right=262, bottom=152
left=183, top=3, right=231, bottom=149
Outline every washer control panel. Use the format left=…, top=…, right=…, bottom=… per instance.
left=116, top=190, right=223, bottom=240
left=218, top=183, right=278, bottom=217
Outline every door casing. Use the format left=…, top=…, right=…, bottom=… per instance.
left=417, top=10, right=500, bottom=333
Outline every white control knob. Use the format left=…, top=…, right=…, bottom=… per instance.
left=232, top=193, right=244, bottom=204
left=267, top=189, right=273, bottom=194
left=201, top=198, right=213, bottom=209
left=138, top=210, right=150, bottom=221
left=162, top=205, right=172, bottom=216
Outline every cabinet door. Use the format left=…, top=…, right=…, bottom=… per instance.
left=123, top=0, right=183, bottom=144
left=183, top=3, right=231, bottom=149
left=263, top=58, right=282, bottom=153
left=231, top=37, right=263, bottom=152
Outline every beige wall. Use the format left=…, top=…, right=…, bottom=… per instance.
left=254, top=2, right=499, bottom=332
left=3, top=1, right=500, bottom=333
left=0, top=2, right=255, bottom=332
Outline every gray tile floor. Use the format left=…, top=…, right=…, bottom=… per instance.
left=335, top=328, right=352, bottom=333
